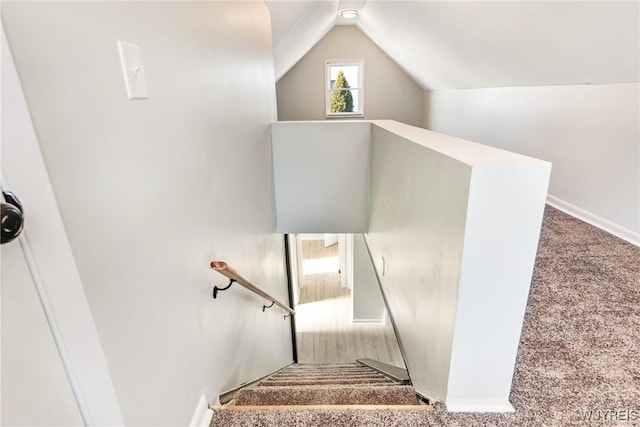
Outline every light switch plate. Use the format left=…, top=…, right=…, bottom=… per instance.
left=117, top=41, right=148, bottom=99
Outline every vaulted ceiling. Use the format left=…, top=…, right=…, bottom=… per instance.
left=266, top=1, right=639, bottom=90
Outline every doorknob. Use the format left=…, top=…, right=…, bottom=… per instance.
left=1, top=191, right=24, bottom=244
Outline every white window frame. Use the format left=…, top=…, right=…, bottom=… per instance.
left=325, top=59, right=365, bottom=118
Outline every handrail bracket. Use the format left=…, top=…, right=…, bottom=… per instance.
left=213, top=279, right=236, bottom=299
left=262, top=301, right=275, bottom=312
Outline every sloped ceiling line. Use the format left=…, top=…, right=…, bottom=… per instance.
left=268, top=1, right=339, bottom=81
left=268, top=1, right=639, bottom=90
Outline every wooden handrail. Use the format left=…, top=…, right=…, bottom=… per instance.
left=210, top=261, right=295, bottom=315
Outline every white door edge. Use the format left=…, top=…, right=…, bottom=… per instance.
left=2, top=26, right=124, bottom=426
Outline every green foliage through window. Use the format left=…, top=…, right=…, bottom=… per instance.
left=330, top=70, right=354, bottom=113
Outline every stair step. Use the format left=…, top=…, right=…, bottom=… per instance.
left=210, top=405, right=435, bottom=427
left=280, top=366, right=376, bottom=375
left=271, top=372, right=378, bottom=377
left=279, top=365, right=366, bottom=371
left=276, top=367, right=374, bottom=372
left=289, top=363, right=363, bottom=368
left=235, top=385, right=420, bottom=406
left=259, top=376, right=396, bottom=386
left=267, top=375, right=388, bottom=382
left=273, top=372, right=376, bottom=378
left=267, top=373, right=389, bottom=380
left=259, top=378, right=396, bottom=387
left=279, top=366, right=377, bottom=375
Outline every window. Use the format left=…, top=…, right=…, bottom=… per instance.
left=325, top=60, right=364, bottom=118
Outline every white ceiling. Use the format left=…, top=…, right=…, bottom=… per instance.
left=266, top=1, right=639, bottom=90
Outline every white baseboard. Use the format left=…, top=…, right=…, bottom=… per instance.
left=445, top=399, right=515, bottom=413
left=189, top=394, right=214, bottom=427
left=546, top=195, right=639, bottom=247
left=352, top=318, right=386, bottom=324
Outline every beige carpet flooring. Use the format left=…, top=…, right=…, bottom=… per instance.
left=420, top=205, right=640, bottom=425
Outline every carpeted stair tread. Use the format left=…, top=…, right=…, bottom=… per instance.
left=281, top=367, right=371, bottom=370
left=280, top=368, right=370, bottom=371
left=288, top=363, right=363, bottom=367
left=281, top=367, right=371, bottom=375
left=276, top=368, right=374, bottom=375
left=266, top=373, right=390, bottom=381
left=279, top=366, right=370, bottom=371
left=271, top=365, right=385, bottom=374
left=271, top=369, right=382, bottom=375
left=224, top=362, right=421, bottom=421
left=210, top=407, right=435, bottom=427
left=266, top=375, right=388, bottom=382
left=271, top=369, right=379, bottom=375
left=270, top=371, right=377, bottom=378
left=258, top=363, right=401, bottom=387
left=258, top=379, right=398, bottom=387
left=234, top=384, right=420, bottom=406
left=258, top=377, right=396, bottom=387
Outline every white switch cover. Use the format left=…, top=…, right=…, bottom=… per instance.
left=117, top=41, right=148, bottom=99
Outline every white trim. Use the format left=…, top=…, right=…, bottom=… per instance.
left=445, top=399, right=515, bottom=413
left=338, top=234, right=348, bottom=287
left=2, top=27, right=124, bottom=425
left=546, top=195, right=639, bottom=246
left=352, top=319, right=386, bottom=324
left=338, top=233, right=354, bottom=289
left=15, top=231, right=91, bottom=423
left=345, top=233, right=354, bottom=290
left=189, top=395, right=214, bottom=427
left=288, top=234, right=301, bottom=306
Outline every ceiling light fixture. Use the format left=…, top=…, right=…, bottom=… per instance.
left=340, top=9, right=359, bottom=19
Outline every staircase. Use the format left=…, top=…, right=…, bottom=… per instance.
left=210, top=362, right=433, bottom=426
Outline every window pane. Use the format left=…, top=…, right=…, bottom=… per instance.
left=329, top=88, right=359, bottom=113
left=325, top=60, right=363, bottom=117
left=351, top=88, right=359, bottom=112
left=329, top=65, right=359, bottom=89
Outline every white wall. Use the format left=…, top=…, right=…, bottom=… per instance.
left=276, top=26, right=424, bottom=126
left=424, top=83, right=640, bottom=245
left=366, top=121, right=550, bottom=409
left=366, top=122, right=472, bottom=401
left=352, top=234, right=385, bottom=323
left=2, top=2, right=292, bottom=425
left=446, top=162, right=550, bottom=411
left=272, top=121, right=371, bottom=232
